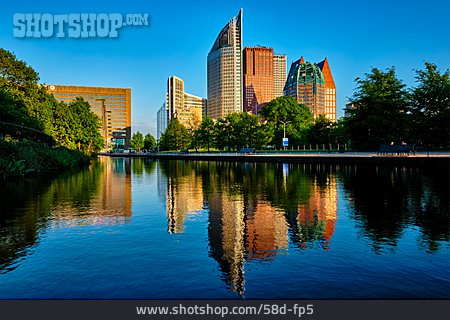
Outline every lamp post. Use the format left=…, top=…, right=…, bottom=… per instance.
left=280, top=120, right=290, bottom=150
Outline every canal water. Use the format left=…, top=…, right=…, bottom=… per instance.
left=0, top=157, right=448, bottom=299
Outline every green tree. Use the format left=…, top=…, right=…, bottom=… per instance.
left=0, top=48, right=104, bottom=155
left=214, top=116, right=234, bottom=151
left=305, top=115, right=333, bottom=146
left=144, top=133, right=156, bottom=150
left=159, top=119, right=191, bottom=151
left=53, top=98, right=103, bottom=154
left=0, top=48, right=39, bottom=88
left=345, top=67, right=409, bottom=150
left=70, top=98, right=104, bottom=154
left=410, top=62, right=450, bottom=148
left=260, top=96, right=313, bottom=147
left=231, top=112, right=271, bottom=150
left=130, top=131, right=144, bottom=151
left=195, top=116, right=215, bottom=151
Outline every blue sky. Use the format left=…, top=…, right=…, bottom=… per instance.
left=1, top=0, right=449, bottom=135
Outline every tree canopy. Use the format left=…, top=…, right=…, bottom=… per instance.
left=144, top=133, right=156, bottom=150
left=260, top=96, right=313, bottom=147
left=344, top=67, right=409, bottom=149
left=130, top=131, right=144, bottom=151
left=410, top=62, right=450, bottom=147
left=159, top=119, right=192, bottom=151
left=0, top=48, right=104, bottom=155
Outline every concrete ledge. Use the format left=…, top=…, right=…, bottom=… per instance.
left=100, top=152, right=450, bottom=167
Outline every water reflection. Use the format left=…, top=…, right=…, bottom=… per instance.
left=340, top=165, right=449, bottom=253
left=0, top=157, right=133, bottom=273
left=157, top=161, right=449, bottom=296
left=0, top=158, right=448, bottom=298
left=158, top=161, right=340, bottom=295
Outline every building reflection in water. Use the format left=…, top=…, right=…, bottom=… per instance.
left=159, top=161, right=204, bottom=234
left=296, top=175, right=337, bottom=250
left=49, top=157, right=132, bottom=228
left=0, top=157, right=132, bottom=273
left=158, top=161, right=338, bottom=296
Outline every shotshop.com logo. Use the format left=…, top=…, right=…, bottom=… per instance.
left=13, top=13, right=149, bottom=38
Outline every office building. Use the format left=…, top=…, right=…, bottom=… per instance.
left=207, top=9, right=243, bottom=119
left=48, top=85, right=131, bottom=150
left=284, top=57, right=336, bottom=121
left=156, top=102, right=168, bottom=140
left=243, top=47, right=274, bottom=114
left=317, top=58, right=337, bottom=121
left=166, top=76, right=206, bottom=130
left=273, top=54, right=287, bottom=98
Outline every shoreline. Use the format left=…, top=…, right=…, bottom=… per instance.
left=100, top=151, right=450, bottom=166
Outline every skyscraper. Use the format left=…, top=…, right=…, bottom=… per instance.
left=273, top=54, right=287, bottom=98
left=166, top=75, right=206, bottom=130
left=156, top=102, right=168, bottom=140
left=207, top=9, right=243, bottom=119
left=243, top=46, right=274, bottom=114
left=284, top=56, right=336, bottom=121
left=317, top=58, right=337, bottom=122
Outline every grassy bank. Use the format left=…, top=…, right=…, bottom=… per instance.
left=0, top=140, right=91, bottom=177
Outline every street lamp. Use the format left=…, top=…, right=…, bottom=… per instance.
left=280, top=120, right=290, bottom=150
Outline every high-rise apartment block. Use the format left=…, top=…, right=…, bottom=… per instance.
left=207, top=9, right=243, bottom=119
left=47, top=85, right=131, bottom=150
left=165, top=75, right=206, bottom=130
left=284, top=57, right=336, bottom=121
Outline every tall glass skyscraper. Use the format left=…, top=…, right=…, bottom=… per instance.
left=207, top=9, right=243, bottom=119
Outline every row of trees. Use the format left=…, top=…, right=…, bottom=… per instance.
left=0, top=48, right=104, bottom=155
left=158, top=62, right=448, bottom=151
left=158, top=97, right=346, bottom=151
left=345, top=62, right=449, bottom=149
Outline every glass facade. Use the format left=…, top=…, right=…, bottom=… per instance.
left=157, top=102, right=168, bottom=140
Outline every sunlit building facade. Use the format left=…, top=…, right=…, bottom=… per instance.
left=243, top=47, right=274, bottom=114
left=167, top=76, right=185, bottom=123
left=284, top=57, right=336, bottom=121
left=317, top=58, right=337, bottom=121
left=273, top=54, right=287, bottom=98
left=166, top=76, right=205, bottom=130
left=207, top=9, right=243, bottom=119
left=48, top=85, right=131, bottom=150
